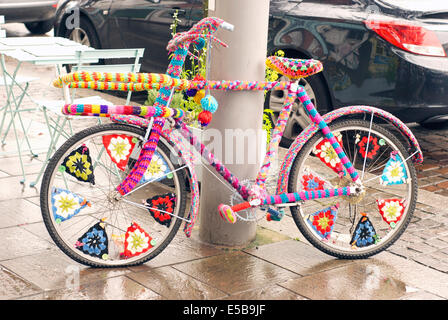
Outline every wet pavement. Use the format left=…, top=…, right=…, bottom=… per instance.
left=1, top=23, right=448, bottom=302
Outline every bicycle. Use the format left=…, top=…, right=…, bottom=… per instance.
left=40, top=17, right=423, bottom=267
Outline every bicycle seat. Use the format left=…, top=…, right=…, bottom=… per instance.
left=266, top=56, right=323, bottom=79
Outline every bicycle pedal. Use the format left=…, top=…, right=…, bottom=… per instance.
left=266, top=207, right=284, bottom=222
left=218, top=204, right=237, bottom=224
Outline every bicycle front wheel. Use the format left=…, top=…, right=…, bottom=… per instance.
left=40, top=123, right=187, bottom=267
left=288, top=119, right=417, bottom=259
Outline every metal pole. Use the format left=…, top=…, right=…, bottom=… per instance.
left=199, top=0, right=270, bottom=246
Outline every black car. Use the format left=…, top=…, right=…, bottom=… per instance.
left=53, top=0, right=448, bottom=145
left=0, top=0, right=58, bottom=34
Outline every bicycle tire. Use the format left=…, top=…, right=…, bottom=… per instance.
left=40, top=123, right=187, bottom=267
left=288, top=119, right=418, bottom=259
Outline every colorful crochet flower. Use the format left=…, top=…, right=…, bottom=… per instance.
left=381, top=155, right=408, bottom=185
left=358, top=136, right=380, bottom=160
left=53, top=191, right=78, bottom=219
left=377, top=198, right=405, bottom=226
left=350, top=214, right=377, bottom=248
left=103, top=134, right=137, bottom=171
left=123, top=222, right=153, bottom=258
left=312, top=132, right=345, bottom=175
left=300, top=168, right=332, bottom=192
left=51, top=188, right=90, bottom=222
left=76, top=222, right=108, bottom=259
left=141, top=152, right=169, bottom=182
left=306, top=204, right=339, bottom=239
left=313, top=139, right=344, bottom=174
left=313, top=210, right=335, bottom=234
left=62, top=145, right=95, bottom=184
left=145, top=193, right=176, bottom=227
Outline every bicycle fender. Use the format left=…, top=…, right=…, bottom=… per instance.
left=276, top=105, right=423, bottom=194
left=161, top=129, right=200, bottom=238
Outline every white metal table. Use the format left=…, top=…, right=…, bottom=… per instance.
left=0, top=36, right=98, bottom=184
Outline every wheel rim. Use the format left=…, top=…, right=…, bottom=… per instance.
left=268, top=76, right=317, bottom=141
left=292, top=123, right=414, bottom=256
left=44, top=129, right=185, bottom=266
left=69, top=27, right=91, bottom=46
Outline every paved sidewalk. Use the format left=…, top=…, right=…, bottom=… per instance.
left=1, top=37, right=448, bottom=301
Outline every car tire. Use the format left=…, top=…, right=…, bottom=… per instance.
left=25, top=19, right=54, bottom=34
left=61, top=16, right=102, bottom=72
left=264, top=71, right=330, bottom=148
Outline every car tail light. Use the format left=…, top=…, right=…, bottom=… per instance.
left=365, top=20, right=447, bottom=57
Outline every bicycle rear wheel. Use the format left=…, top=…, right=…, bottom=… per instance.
left=40, top=123, right=187, bottom=267
left=288, top=119, right=417, bottom=259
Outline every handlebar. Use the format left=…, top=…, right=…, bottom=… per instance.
left=166, top=17, right=234, bottom=53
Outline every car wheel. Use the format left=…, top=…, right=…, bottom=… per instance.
left=63, top=16, right=100, bottom=48
left=61, top=16, right=101, bottom=72
left=264, top=73, right=330, bottom=148
left=25, top=19, right=54, bottom=34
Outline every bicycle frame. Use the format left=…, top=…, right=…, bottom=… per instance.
left=168, top=80, right=359, bottom=211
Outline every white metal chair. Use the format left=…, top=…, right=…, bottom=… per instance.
left=30, top=48, right=145, bottom=187
left=0, top=15, right=41, bottom=183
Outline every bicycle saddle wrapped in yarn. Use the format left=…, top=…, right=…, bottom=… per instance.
left=266, top=56, right=323, bottom=79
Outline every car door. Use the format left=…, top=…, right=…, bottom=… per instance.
left=109, top=0, right=196, bottom=73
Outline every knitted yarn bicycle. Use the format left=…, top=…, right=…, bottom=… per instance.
left=39, top=16, right=423, bottom=267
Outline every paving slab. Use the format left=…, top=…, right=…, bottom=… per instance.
left=23, top=275, right=163, bottom=300
left=171, top=251, right=301, bottom=296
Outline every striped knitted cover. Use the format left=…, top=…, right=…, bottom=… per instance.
left=62, top=104, right=184, bottom=119
left=263, top=187, right=351, bottom=205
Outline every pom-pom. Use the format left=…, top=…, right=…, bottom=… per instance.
left=198, top=110, right=212, bottom=127
left=194, top=37, right=206, bottom=51
left=194, top=89, right=206, bottom=104
left=200, top=95, right=218, bottom=113
left=186, top=89, right=197, bottom=97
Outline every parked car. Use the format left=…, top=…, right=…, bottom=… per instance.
left=53, top=0, right=448, bottom=146
left=0, top=0, right=58, bottom=34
